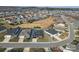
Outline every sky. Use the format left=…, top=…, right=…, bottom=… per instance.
left=0, top=0, right=79, bottom=6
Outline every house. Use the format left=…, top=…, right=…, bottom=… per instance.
left=19, top=29, right=31, bottom=39
left=6, top=27, right=22, bottom=38
left=30, top=28, right=44, bottom=38
left=46, top=28, right=58, bottom=35
left=0, top=26, right=7, bottom=33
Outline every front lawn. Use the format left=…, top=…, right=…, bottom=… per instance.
left=37, top=37, right=49, bottom=42
left=0, top=32, right=6, bottom=42
left=23, top=38, right=32, bottom=42
left=30, top=48, right=45, bottom=52
left=9, top=37, right=19, bottom=42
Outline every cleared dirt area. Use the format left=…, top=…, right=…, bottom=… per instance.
left=18, top=16, right=55, bottom=29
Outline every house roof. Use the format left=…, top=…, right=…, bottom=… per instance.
left=7, top=27, right=22, bottom=36
left=46, top=28, right=58, bottom=35
left=19, top=29, right=31, bottom=38
left=0, top=26, right=6, bottom=31
left=30, top=29, right=44, bottom=38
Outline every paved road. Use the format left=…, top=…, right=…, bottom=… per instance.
left=0, top=39, right=69, bottom=48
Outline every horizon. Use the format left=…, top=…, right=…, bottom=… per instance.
left=0, top=6, right=79, bottom=8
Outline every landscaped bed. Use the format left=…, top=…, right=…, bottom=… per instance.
left=50, top=47, right=63, bottom=52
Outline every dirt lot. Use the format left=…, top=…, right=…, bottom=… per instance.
left=18, top=16, right=55, bottom=29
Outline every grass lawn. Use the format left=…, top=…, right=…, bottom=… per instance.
left=9, top=37, right=19, bottom=42
left=0, top=48, right=6, bottom=52
left=0, top=19, right=6, bottom=25
left=23, top=38, right=32, bottom=42
left=30, top=48, right=45, bottom=52
left=8, top=48, right=24, bottom=52
left=37, top=37, right=49, bottom=42
left=0, top=32, right=6, bottom=42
